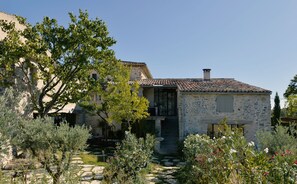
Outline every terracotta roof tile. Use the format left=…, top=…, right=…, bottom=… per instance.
left=122, top=61, right=146, bottom=66
left=138, top=78, right=271, bottom=93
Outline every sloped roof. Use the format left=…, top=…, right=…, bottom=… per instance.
left=139, top=78, right=271, bottom=94
left=122, top=61, right=147, bottom=66
left=122, top=60, right=153, bottom=79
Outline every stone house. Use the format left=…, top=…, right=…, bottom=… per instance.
left=133, top=64, right=271, bottom=153
left=85, top=61, right=271, bottom=153
left=0, top=12, right=271, bottom=154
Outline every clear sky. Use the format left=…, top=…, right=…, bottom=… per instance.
left=1, top=1, right=297, bottom=107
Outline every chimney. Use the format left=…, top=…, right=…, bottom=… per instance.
left=203, top=68, right=211, bottom=80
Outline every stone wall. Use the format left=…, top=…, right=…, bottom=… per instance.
left=0, top=12, right=25, bottom=40
left=130, top=67, right=142, bottom=80
left=178, top=93, right=271, bottom=141
left=129, top=66, right=149, bottom=80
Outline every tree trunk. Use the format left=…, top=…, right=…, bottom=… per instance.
left=53, top=173, right=61, bottom=184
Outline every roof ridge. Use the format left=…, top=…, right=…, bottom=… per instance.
left=121, top=60, right=146, bottom=65
left=143, top=78, right=235, bottom=80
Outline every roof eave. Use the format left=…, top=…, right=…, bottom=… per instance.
left=180, top=91, right=272, bottom=95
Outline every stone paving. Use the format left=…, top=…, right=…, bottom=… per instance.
left=76, top=154, right=185, bottom=184
left=146, top=166, right=179, bottom=184
left=145, top=155, right=184, bottom=184
left=2, top=154, right=183, bottom=183
left=70, top=155, right=104, bottom=184
left=74, top=154, right=183, bottom=184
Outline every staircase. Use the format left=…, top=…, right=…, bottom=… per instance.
left=160, top=117, right=179, bottom=154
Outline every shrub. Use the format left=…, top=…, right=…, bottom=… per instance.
left=179, top=134, right=230, bottom=184
left=256, top=124, right=297, bottom=183
left=267, top=150, right=297, bottom=183
left=256, top=125, right=297, bottom=154
left=103, top=131, right=155, bottom=184
left=178, top=121, right=297, bottom=183
left=14, top=117, right=90, bottom=184
left=0, top=88, right=22, bottom=167
left=178, top=122, right=270, bottom=183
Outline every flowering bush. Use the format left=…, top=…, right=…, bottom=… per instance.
left=267, top=150, right=297, bottom=183
left=178, top=122, right=297, bottom=183
left=180, top=134, right=231, bottom=184
left=103, top=131, right=155, bottom=184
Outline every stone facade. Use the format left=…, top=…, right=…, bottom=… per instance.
left=123, top=61, right=152, bottom=81
left=0, top=12, right=25, bottom=40
left=178, top=93, right=271, bottom=141
left=130, top=66, right=145, bottom=80
left=139, top=74, right=272, bottom=154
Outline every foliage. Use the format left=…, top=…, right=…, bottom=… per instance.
left=256, top=125, right=297, bottom=154
left=0, top=10, right=116, bottom=117
left=267, top=150, right=297, bottom=183
left=103, top=131, right=155, bottom=184
left=0, top=89, right=87, bottom=183
left=285, top=95, right=297, bottom=117
left=14, top=117, right=90, bottom=184
left=80, top=61, right=149, bottom=126
left=179, top=121, right=297, bottom=183
left=272, top=92, right=281, bottom=126
left=284, top=74, right=297, bottom=98
left=0, top=88, right=23, bottom=168
left=179, top=122, right=269, bottom=184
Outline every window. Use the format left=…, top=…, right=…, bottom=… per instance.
left=216, top=95, right=234, bottom=112
left=207, top=124, right=244, bottom=138
left=154, top=88, right=177, bottom=116
left=91, top=73, right=98, bottom=80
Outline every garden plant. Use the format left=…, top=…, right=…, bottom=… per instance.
left=178, top=122, right=297, bottom=184
left=103, top=131, right=155, bottom=184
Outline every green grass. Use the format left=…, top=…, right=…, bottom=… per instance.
left=79, top=154, right=109, bottom=167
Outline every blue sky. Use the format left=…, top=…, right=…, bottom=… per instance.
left=1, top=1, right=297, bottom=107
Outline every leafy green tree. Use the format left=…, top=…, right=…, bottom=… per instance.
left=272, top=92, right=281, bottom=126
left=286, top=95, right=297, bottom=117
left=80, top=61, right=149, bottom=128
left=284, top=74, right=297, bottom=98
left=15, top=118, right=90, bottom=184
left=0, top=10, right=116, bottom=117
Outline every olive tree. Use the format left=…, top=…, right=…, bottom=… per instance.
left=0, top=88, right=21, bottom=168
left=15, top=117, right=90, bottom=184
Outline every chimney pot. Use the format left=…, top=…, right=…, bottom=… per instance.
left=203, top=68, right=211, bottom=80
